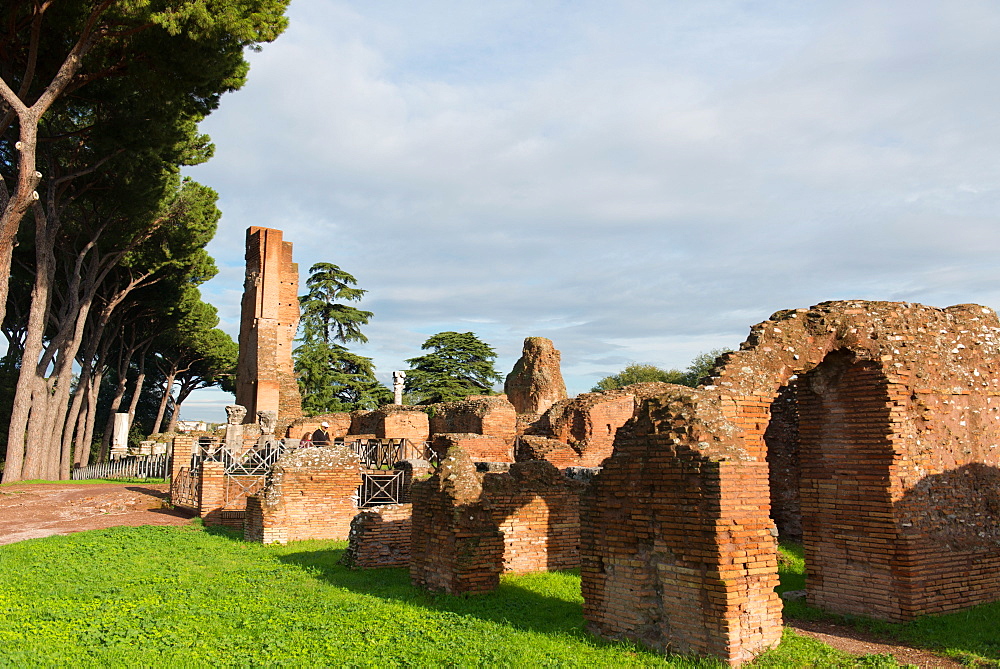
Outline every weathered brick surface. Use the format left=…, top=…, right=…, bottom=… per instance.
left=504, top=337, right=568, bottom=416
left=522, top=382, right=676, bottom=468
left=483, top=460, right=585, bottom=573
left=235, top=227, right=302, bottom=430
left=431, top=433, right=512, bottom=463
left=515, top=435, right=584, bottom=468
left=581, top=390, right=782, bottom=665
left=244, top=446, right=363, bottom=544
left=342, top=504, right=413, bottom=568
left=198, top=461, right=266, bottom=528
left=410, top=447, right=504, bottom=594
left=408, top=449, right=583, bottom=588
left=582, top=300, right=1000, bottom=665
left=764, top=381, right=801, bottom=540
left=351, top=406, right=430, bottom=443
left=429, top=396, right=517, bottom=446
left=286, top=413, right=352, bottom=441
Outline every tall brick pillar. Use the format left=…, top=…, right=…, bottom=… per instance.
left=235, top=227, right=302, bottom=429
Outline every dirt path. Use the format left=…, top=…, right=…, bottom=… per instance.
left=0, top=482, right=195, bottom=545
left=787, top=618, right=965, bottom=668
left=0, top=484, right=973, bottom=667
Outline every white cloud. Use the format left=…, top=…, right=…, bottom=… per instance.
left=183, top=0, right=1000, bottom=410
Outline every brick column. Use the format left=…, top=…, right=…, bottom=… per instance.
left=199, top=461, right=226, bottom=525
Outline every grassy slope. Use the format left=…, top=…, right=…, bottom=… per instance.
left=0, top=527, right=992, bottom=667
left=0, top=525, right=707, bottom=667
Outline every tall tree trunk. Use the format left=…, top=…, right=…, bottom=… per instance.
left=126, top=354, right=147, bottom=425
left=63, top=387, right=88, bottom=479
left=21, top=377, right=54, bottom=479
left=80, top=366, right=104, bottom=466
left=2, top=205, right=51, bottom=483
left=152, top=369, right=177, bottom=434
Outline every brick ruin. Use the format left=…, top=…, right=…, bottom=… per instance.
left=582, top=300, right=1000, bottom=664
left=235, top=227, right=302, bottom=429
left=408, top=446, right=587, bottom=593
left=244, top=446, right=363, bottom=543
left=193, top=242, right=1000, bottom=669
left=520, top=382, right=677, bottom=467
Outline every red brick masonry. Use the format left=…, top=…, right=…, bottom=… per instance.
left=582, top=300, right=1000, bottom=665
left=244, top=446, right=362, bottom=544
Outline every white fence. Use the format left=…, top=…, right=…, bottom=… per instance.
left=71, top=453, right=170, bottom=481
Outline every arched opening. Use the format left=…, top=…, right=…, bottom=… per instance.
left=766, top=349, right=900, bottom=618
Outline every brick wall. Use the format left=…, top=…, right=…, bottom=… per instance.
left=286, top=413, right=352, bottom=441
left=483, top=460, right=585, bottom=572
left=431, top=433, right=512, bottom=463
left=764, top=381, right=801, bottom=540
left=582, top=300, right=1000, bottom=665
left=409, top=448, right=584, bottom=591
left=409, top=447, right=505, bottom=594
left=580, top=390, right=782, bottom=665
left=515, top=435, right=584, bottom=468
left=428, top=396, right=517, bottom=444
left=342, top=504, right=412, bottom=568
left=351, top=406, right=430, bottom=443
left=244, top=446, right=363, bottom=544
left=199, top=461, right=266, bottom=528
left=531, top=383, right=676, bottom=468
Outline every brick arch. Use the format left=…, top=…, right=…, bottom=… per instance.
left=582, top=300, right=1000, bottom=665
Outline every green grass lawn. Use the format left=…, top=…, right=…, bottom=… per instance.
left=0, top=526, right=991, bottom=667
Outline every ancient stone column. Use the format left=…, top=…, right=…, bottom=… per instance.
left=393, top=370, right=406, bottom=405
left=111, top=413, right=130, bottom=459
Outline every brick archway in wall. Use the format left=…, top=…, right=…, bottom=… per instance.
left=581, top=301, right=1000, bottom=665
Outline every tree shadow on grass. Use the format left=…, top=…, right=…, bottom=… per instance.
left=275, top=548, right=592, bottom=639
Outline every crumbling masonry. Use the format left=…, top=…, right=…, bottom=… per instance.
left=235, top=227, right=302, bottom=428
left=582, top=301, right=1000, bottom=664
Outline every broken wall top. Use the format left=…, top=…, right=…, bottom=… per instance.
left=706, top=300, right=1000, bottom=397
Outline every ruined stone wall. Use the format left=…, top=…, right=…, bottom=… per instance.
left=351, top=406, right=430, bottom=443
left=199, top=462, right=267, bottom=528
left=342, top=503, right=412, bottom=569
left=706, top=301, right=1000, bottom=621
left=431, top=433, right=512, bottom=463
left=286, top=413, right=352, bottom=441
left=409, top=449, right=584, bottom=591
left=243, top=446, right=362, bottom=544
left=524, top=382, right=676, bottom=468
left=428, top=396, right=517, bottom=445
left=581, top=390, right=781, bottom=664
left=235, top=227, right=302, bottom=430
left=582, top=300, right=1000, bottom=665
left=482, top=461, right=585, bottom=572
left=764, top=381, right=800, bottom=540
left=410, top=448, right=504, bottom=594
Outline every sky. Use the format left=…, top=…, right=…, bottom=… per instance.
left=181, top=0, right=1000, bottom=421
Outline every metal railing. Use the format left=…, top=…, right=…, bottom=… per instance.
left=345, top=439, right=441, bottom=470
left=71, top=453, right=170, bottom=481
left=357, top=471, right=407, bottom=507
